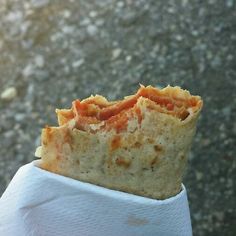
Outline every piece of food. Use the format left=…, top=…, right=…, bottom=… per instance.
left=36, top=85, right=203, bottom=199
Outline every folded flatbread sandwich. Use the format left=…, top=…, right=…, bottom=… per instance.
left=35, top=85, right=203, bottom=199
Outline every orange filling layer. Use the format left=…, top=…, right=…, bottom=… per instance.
left=57, top=86, right=202, bottom=132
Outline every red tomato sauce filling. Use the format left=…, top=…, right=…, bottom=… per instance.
left=57, top=86, right=201, bottom=132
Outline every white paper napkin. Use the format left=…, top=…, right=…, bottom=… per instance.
left=0, top=161, right=192, bottom=236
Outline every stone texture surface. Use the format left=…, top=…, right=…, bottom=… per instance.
left=0, top=0, right=235, bottom=235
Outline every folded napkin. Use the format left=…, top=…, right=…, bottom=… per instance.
left=0, top=161, right=192, bottom=236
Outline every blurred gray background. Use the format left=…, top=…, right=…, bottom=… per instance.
left=0, top=0, right=235, bottom=235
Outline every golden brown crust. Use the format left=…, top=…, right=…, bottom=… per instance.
left=37, top=85, right=203, bottom=199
